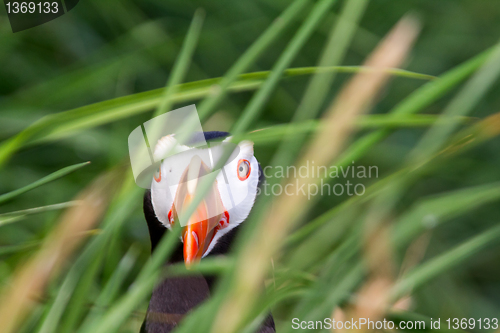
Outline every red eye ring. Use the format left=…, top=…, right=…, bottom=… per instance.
left=237, top=159, right=251, bottom=181
left=154, top=167, right=161, bottom=182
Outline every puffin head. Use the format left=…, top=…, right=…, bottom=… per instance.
left=148, top=131, right=261, bottom=266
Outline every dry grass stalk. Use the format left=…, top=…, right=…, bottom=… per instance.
left=0, top=174, right=116, bottom=333
left=211, top=16, right=420, bottom=333
left=341, top=225, right=396, bottom=333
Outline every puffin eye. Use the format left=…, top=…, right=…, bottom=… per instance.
left=237, top=159, right=251, bottom=181
left=154, top=167, right=161, bottom=182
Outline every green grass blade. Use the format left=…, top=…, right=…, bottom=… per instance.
left=154, top=9, right=205, bottom=118
left=335, top=45, right=495, bottom=168
left=0, top=162, right=90, bottom=205
left=82, top=274, right=158, bottom=333
left=236, top=115, right=473, bottom=145
left=59, top=250, right=104, bottom=333
left=0, top=201, right=80, bottom=218
left=196, top=0, right=310, bottom=120
left=391, top=224, right=500, bottom=301
left=394, top=183, right=500, bottom=248
left=231, top=0, right=338, bottom=134
left=0, top=66, right=431, bottom=167
left=57, top=179, right=142, bottom=333
left=26, top=175, right=140, bottom=333
left=77, top=245, right=140, bottom=333
left=409, top=42, right=500, bottom=162
left=0, top=201, right=80, bottom=227
left=0, top=215, right=26, bottom=227
left=271, top=0, right=370, bottom=167
left=365, top=41, right=500, bottom=257
left=0, top=242, right=38, bottom=257
left=36, top=268, right=81, bottom=333
left=296, top=116, right=500, bottom=249
left=84, top=228, right=181, bottom=333
left=287, top=47, right=500, bottom=245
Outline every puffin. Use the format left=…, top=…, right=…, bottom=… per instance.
left=141, top=131, right=275, bottom=333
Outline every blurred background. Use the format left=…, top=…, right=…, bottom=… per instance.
left=1, top=0, right=499, bottom=332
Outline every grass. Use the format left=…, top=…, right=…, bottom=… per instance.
left=1, top=0, right=500, bottom=332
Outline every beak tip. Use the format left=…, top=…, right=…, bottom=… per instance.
left=183, top=254, right=200, bottom=269
left=184, top=260, right=194, bottom=270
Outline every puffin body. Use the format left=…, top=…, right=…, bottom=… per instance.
left=141, top=131, right=275, bottom=333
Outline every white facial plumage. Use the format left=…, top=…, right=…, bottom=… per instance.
left=150, top=135, right=260, bottom=257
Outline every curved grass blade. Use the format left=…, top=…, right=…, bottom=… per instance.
left=82, top=227, right=181, bottom=333
left=0, top=66, right=433, bottom=168
left=0, top=162, right=90, bottom=205
left=36, top=265, right=81, bottom=333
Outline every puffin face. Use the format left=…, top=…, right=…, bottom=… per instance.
left=150, top=135, right=260, bottom=266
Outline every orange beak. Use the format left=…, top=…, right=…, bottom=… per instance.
left=172, top=156, right=224, bottom=267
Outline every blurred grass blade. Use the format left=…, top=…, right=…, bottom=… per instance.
left=391, top=224, right=500, bottom=301
left=94, top=245, right=140, bottom=306
left=0, top=66, right=432, bottom=167
left=231, top=0, right=338, bottom=134
left=0, top=201, right=80, bottom=217
left=37, top=267, right=81, bottom=333
left=78, top=245, right=140, bottom=333
left=0, top=173, right=115, bottom=333
left=409, top=41, right=500, bottom=162
left=196, top=0, right=310, bottom=120
left=0, top=162, right=90, bottom=205
left=140, top=9, right=204, bottom=177
left=272, top=0, right=370, bottom=167
left=210, top=16, right=419, bottom=333
left=239, top=115, right=473, bottom=145
left=288, top=111, right=500, bottom=253
left=0, top=215, right=26, bottom=227
left=79, top=179, right=180, bottom=333
left=0, top=201, right=80, bottom=227
left=154, top=9, right=205, bottom=118
left=34, top=67, right=433, bottom=146
left=335, top=45, right=496, bottom=168
left=394, top=183, right=500, bottom=248
left=0, top=242, right=38, bottom=257
left=54, top=177, right=142, bottom=333
left=364, top=40, right=500, bottom=266
left=83, top=228, right=181, bottom=333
